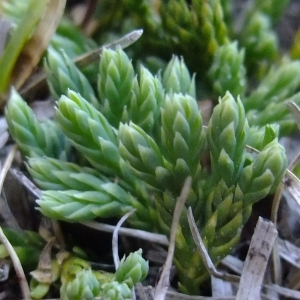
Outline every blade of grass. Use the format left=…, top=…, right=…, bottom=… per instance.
left=0, top=0, right=48, bottom=95
left=11, top=0, right=67, bottom=90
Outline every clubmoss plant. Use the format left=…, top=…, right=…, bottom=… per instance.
left=0, top=228, right=44, bottom=269
left=59, top=249, right=148, bottom=300
left=5, top=47, right=287, bottom=294
left=0, top=228, right=148, bottom=300
left=87, top=0, right=300, bottom=136
left=4, top=0, right=300, bottom=135
left=91, top=0, right=284, bottom=75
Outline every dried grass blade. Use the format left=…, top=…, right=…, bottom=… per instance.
left=112, top=209, right=138, bottom=300
left=0, top=18, right=12, bottom=56
left=211, top=277, right=234, bottom=298
left=283, top=169, right=300, bottom=211
left=287, top=101, right=300, bottom=130
left=269, top=158, right=300, bottom=286
left=236, top=217, right=277, bottom=300
left=265, top=284, right=300, bottom=299
left=112, top=209, right=136, bottom=270
left=154, top=177, right=192, bottom=300
left=277, top=238, right=300, bottom=268
left=20, top=29, right=143, bottom=100
left=74, top=29, right=143, bottom=68
left=83, top=220, right=169, bottom=245
left=0, top=227, right=31, bottom=299
left=272, top=147, right=300, bottom=225
left=135, top=282, right=149, bottom=300
left=9, top=168, right=42, bottom=199
left=0, top=0, right=48, bottom=96
left=187, top=207, right=240, bottom=283
left=0, top=145, right=17, bottom=194
left=221, top=255, right=243, bottom=275
left=11, top=0, right=66, bottom=91
left=0, top=145, right=19, bottom=227
left=165, top=289, right=235, bottom=300
left=0, top=130, right=8, bottom=149
left=245, top=144, right=259, bottom=157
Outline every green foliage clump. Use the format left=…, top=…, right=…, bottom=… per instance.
left=5, top=47, right=287, bottom=295
left=60, top=249, right=148, bottom=300
left=0, top=228, right=44, bottom=269
left=89, top=0, right=300, bottom=136
left=208, top=41, right=246, bottom=98
left=5, top=89, right=70, bottom=160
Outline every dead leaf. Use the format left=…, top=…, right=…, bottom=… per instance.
left=11, top=0, right=66, bottom=91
